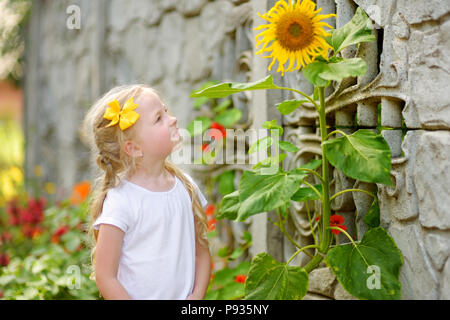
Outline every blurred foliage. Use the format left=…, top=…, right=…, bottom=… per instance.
left=0, top=0, right=32, bottom=84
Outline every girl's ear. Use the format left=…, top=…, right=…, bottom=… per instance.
left=123, top=140, right=143, bottom=158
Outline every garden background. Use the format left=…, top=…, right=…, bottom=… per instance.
left=0, top=0, right=449, bottom=299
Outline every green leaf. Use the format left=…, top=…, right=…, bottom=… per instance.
left=291, top=184, right=323, bottom=201
left=303, top=58, right=367, bottom=86
left=217, top=170, right=235, bottom=196
left=193, top=96, right=210, bottom=110
left=318, top=58, right=367, bottom=82
left=213, top=99, right=232, bottom=113
left=302, top=61, right=329, bottom=87
left=328, top=7, right=376, bottom=54
left=327, top=227, right=403, bottom=300
left=217, top=246, right=230, bottom=258
left=279, top=140, right=299, bottom=153
left=213, top=108, right=242, bottom=127
left=263, top=120, right=283, bottom=136
left=276, top=99, right=308, bottom=115
left=252, top=153, right=287, bottom=175
left=323, top=129, right=393, bottom=186
left=242, top=231, right=252, bottom=243
left=229, top=247, right=244, bottom=260
left=249, top=136, right=273, bottom=154
left=236, top=170, right=305, bottom=221
left=363, top=194, right=380, bottom=228
left=190, top=75, right=279, bottom=98
left=217, top=190, right=240, bottom=220
left=244, top=253, right=308, bottom=300
left=186, top=116, right=211, bottom=137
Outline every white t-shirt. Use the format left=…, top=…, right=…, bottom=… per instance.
left=93, top=172, right=208, bottom=300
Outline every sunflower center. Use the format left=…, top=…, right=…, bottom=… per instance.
left=275, top=12, right=314, bottom=51
left=289, top=23, right=302, bottom=37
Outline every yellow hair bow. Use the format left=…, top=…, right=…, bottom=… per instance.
left=103, top=97, right=140, bottom=131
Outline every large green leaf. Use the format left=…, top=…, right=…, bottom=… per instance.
left=318, top=58, right=367, bottom=81
left=302, top=61, right=329, bottom=87
left=236, top=171, right=303, bottom=221
left=302, top=58, right=367, bottom=86
left=245, top=253, right=308, bottom=300
left=327, top=7, right=376, bottom=54
left=217, top=190, right=240, bottom=220
left=323, top=129, right=393, bottom=186
left=327, top=227, right=403, bottom=300
left=236, top=160, right=321, bottom=221
left=190, top=75, right=279, bottom=98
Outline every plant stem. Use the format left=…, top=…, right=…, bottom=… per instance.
left=276, top=207, right=313, bottom=258
left=294, top=167, right=324, bottom=184
left=302, top=180, right=323, bottom=201
left=317, top=86, right=331, bottom=255
left=329, top=188, right=375, bottom=202
left=303, top=86, right=332, bottom=274
left=287, top=244, right=319, bottom=265
left=325, top=129, right=348, bottom=140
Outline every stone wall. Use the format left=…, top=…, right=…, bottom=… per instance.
left=24, top=0, right=253, bottom=195
left=24, top=0, right=450, bottom=299
left=267, top=0, right=450, bottom=299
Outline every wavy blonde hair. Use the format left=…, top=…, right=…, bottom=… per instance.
left=80, top=84, right=209, bottom=272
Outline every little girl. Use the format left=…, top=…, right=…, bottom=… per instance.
left=80, top=84, right=211, bottom=300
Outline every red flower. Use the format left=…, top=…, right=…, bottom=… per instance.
left=205, top=204, right=215, bottom=216
left=202, top=143, right=211, bottom=152
left=21, top=224, right=34, bottom=238
left=1, top=231, right=12, bottom=242
left=0, top=253, right=10, bottom=267
left=234, top=274, right=247, bottom=283
left=330, top=214, right=347, bottom=235
left=208, top=122, right=226, bottom=140
left=51, top=225, right=70, bottom=243
left=208, top=218, right=217, bottom=231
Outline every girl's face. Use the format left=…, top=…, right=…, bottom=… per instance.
left=131, top=90, right=180, bottom=160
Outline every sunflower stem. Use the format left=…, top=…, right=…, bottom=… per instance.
left=317, top=86, right=332, bottom=255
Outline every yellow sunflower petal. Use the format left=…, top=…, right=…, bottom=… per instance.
left=254, top=0, right=336, bottom=76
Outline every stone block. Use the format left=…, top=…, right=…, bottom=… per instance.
left=308, top=267, right=337, bottom=298
left=388, top=223, right=439, bottom=299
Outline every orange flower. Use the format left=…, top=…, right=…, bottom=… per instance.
left=208, top=218, right=217, bottom=231
left=205, top=204, right=215, bottom=216
left=70, top=181, right=91, bottom=205
left=234, top=274, right=247, bottom=283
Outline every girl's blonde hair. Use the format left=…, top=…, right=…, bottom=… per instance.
left=80, top=84, right=209, bottom=271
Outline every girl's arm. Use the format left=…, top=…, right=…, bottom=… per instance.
left=95, top=224, right=132, bottom=300
left=186, top=235, right=211, bottom=300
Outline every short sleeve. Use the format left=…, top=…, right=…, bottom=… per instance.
left=93, top=190, right=131, bottom=233
left=183, top=172, right=208, bottom=209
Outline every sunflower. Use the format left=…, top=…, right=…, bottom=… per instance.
left=255, top=0, right=336, bottom=75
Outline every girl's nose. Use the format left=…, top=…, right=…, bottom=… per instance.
left=170, top=115, right=178, bottom=127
